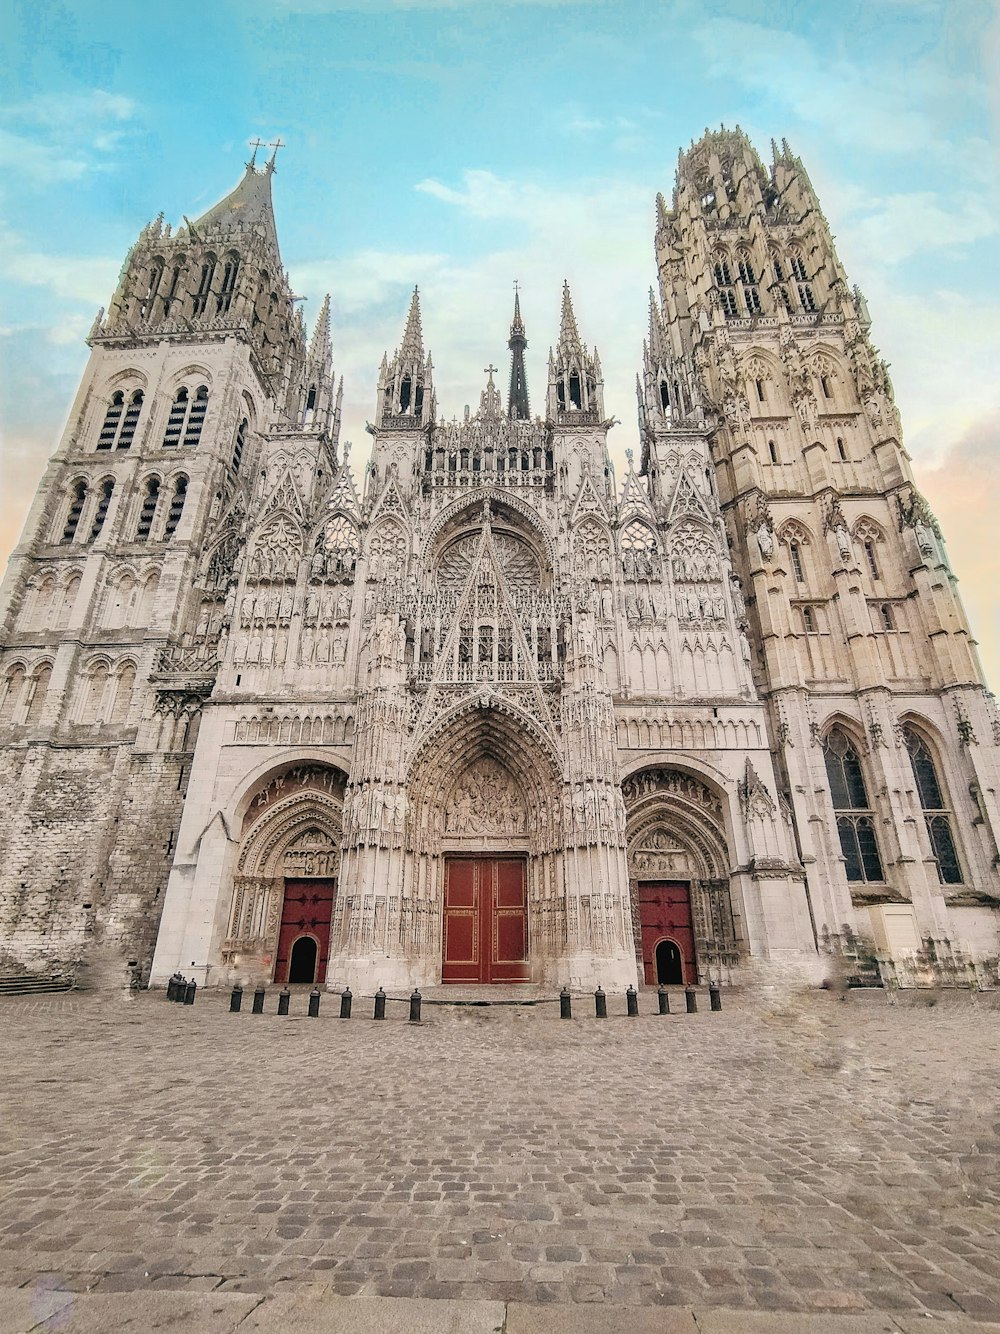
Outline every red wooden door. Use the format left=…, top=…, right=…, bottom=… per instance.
left=638, top=881, right=696, bottom=985
left=442, top=858, right=529, bottom=983
left=274, top=878, right=337, bottom=984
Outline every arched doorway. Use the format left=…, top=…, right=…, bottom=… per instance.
left=288, top=935, right=319, bottom=983
left=655, top=938, right=684, bottom=985
left=623, top=767, right=736, bottom=987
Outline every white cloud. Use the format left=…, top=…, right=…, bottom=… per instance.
left=0, top=88, right=139, bottom=186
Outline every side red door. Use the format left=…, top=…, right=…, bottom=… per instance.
left=274, top=878, right=337, bottom=983
left=638, top=881, right=696, bottom=985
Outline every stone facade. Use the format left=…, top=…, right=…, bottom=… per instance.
left=1, top=130, right=998, bottom=991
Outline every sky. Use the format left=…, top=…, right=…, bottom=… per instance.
left=1, top=0, right=999, bottom=681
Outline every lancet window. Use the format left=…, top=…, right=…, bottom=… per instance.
left=163, top=385, right=209, bottom=448
left=823, top=728, right=884, bottom=883
left=135, top=478, right=161, bottom=541
left=903, top=726, right=962, bottom=884
left=163, top=476, right=188, bottom=539
left=217, top=252, right=240, bottom=315
left=61, top=481, right=88, bottom=543
left=97, top=388, right=143, bottom=451
left=88, top=479, right=114, bottom=542
left=191, top=254, right=217, bottom=317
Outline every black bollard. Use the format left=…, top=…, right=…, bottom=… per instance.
left=340, top=987, right=353, bottom=1020
left=559, top=986, right=572, bottom=1020
left=373, top=987, right=386, bottom=1021
left=252, top=985, right=265, bottom=1015
left=685, top=985, right=698, bottom=1014
left=710, top=982, right=722, bottom=1012
left=626, top=985, right=639, bottom=1017
left=594, top=985, right=607, bottom=1019
left=229, top=983, right=243, bottom=1012
left=409, top=988, right=422, bottom=1023
left=308, top=986, right=321, bottom=1017
left=183, top=978, right=196, bottom=1006
left=277, top=987, right=290, bottom=1016
left=657, top=985, right=670, bottom=1015
left=166, top=975, right=177, bottom=1002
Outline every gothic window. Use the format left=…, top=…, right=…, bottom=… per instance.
left=879, top=603, right=894, bottom=632
left=821, top=374, right=833, bottom=398
left=837, top=436, right=848, bottom=461
left=738, top=254, right=761, bottom=314
left=137, top=572, right=158, bottom=624
left=569, top=370, right=582, bottom=409
left=164, top=476, right=188, bottom=539
left=135, top=477, right=160, bottom=541
left=864, top=540, right=880, bottom=580
left=191, top=254, right=217, bottom=316
left=217, top=253, right=240, bottom=315
left=118, top=390, right=143, bottom=450
left=61, top=481, right=88, bottom=543
left=141, top=261, right=163, bottom=320
left=400, top=374, right=412, bottom=412
left=88, top=479, right=114, bottom=542
left=755, top=378, right=766, bottom=402
left=789, top=542, right=804, bottom=583
left=0, top=665, right=26, bottom=724
left=163, top=388, right=188, bottom=447
left=772, top=256, right=785, bottom=282
left=802, top=604, right=816, bottom=633
left=789, top=252, right=816, bottom=311
left=104, top=572, right=136, bottom=629
left=24, top=663, right=52, bottom=727
left=903, top=726, right=962, bottom=884
left=184, top=386, right=208, bottom=446
left=232, top=418, right=248, bottom=472
left=823, top=728, right=884, bottom=883
left=97, top=393, right=124, bottom=450
left=768, top=439, right=778, bottom=464
left=163, top=259, right=185, bottom=317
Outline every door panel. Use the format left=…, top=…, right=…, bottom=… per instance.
left=275, top=878, right=337, bottom=983
left=638, top=881, right=696, bottom=986
left=443, top=858, right=528, bottom=983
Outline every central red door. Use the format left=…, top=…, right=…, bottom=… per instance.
left=638, top=881, right=696, bottom=986
left=274, top=879, right=337, bottom=984
left=443, top=857, right=529, bottom=983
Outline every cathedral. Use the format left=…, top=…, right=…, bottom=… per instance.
left=2, top=128, right=999, bottom=993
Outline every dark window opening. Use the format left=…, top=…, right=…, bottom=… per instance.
left=789, top=541, right=804, bottom=583
left=904, top=727, right=962, bottom=884
left=879, top=603, right=894, bottom=632
left=164, top=477, right=187, bottom=539
left=62, top=481, right=88, bottom=543
left=117, top=390, right=143, bottom=450
left=824, top=729, right=884, bottom=882
left=97, top=392, right=124, bottom=450
left=756, top=378, right=766, bottom=402
left=768, top=439, right=778, bottom=464
left=864, top=540, right=880, bottom=580
left=232, top=418, right=247, bottom=473
left=163, top=388, right=188, bottom=448
left=802, top=605, right=815, bottom=633
left=184, top=386, right=208, bottom=447
left=136, top=478, right=160, bottom=541
left=837, top=436, right=847, bottom=461
left=88, top=479, right=114, bottom=542
left=399, top=375, right=412, bottom=412
left=569, top=371, right=582, bottom=409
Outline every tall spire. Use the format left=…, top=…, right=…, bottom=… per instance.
left=507, top=288, right=530, bottom=420
left=558, top=280, right=582, bottom=354
left=308, top=293, right=332, bottom=367
left=399, top=286, right=424, bottom=361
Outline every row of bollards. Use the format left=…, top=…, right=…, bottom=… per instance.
left=166, top=973, right=196, bottom=1005
left=222, top=981, right=721, bottom=1021
left=229, top=983, right=424, bottom=1022
left=558, top=982, right=722, bottom=1019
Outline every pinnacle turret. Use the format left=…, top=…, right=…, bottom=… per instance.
left=557, top=281, right=582, bottom=354
left=507, top=289, right=530, bottom=420
left=399, top=287, right=424, bottom=361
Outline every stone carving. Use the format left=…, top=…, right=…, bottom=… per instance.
left=445, top=758, right=526, bottom=835
left=249, top=514, right=302, bottom=582
left=670, top=521, right=721, bottom=582
left=738, top=758, right=775, bottom=821
left=282, top=826, right=341, bottom=877
left=746, top=494, right=773, bottom=561
left=826, top=496, right=852, bottom=562
left=622, top=768, right=723, bottom=819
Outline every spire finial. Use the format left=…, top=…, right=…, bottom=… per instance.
left=400, top=286, right=424, bottom=360
left=559, top=280, right=581, bottom=350
left=247, top=137, right=265, bottom=170
left=266, top=137, right=285, bottom=173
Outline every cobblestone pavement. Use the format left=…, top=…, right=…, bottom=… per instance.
left=1, top=986, right=999, bottom=1328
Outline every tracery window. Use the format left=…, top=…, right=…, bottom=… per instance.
left=789, top=252, right=816, bottom=312
left=823, top=728, right=884, bottom=883
left=88, top=479, right=114, bottom=542
left=864, top=540, right=880, bottom=580
left=97, top=389, right=142, bottom=451
left=714, top=255, right=738, bottom=318
left=789, top=541, right=804, bottom=583
left=903, top=726, right=962, bottom=884
left=162, top=385, right=209, bottom=448
left=191, top=254, right=217, bottom=317
left=217, top=253, right=240, bottom=315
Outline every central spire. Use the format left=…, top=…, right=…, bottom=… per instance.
left=507, top=287, right=530, bottom=420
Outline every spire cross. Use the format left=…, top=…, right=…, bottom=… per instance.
left=248, top=137, right=265, bottom=168
left=267, top=137, right=285, bottom=166
left=484, top=363, right=498, bottom=382
left=513, top=279, right=519, bottom=294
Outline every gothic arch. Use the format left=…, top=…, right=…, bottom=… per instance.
left=622, top=764, right=731, bottom=880
left=237, top=789, right=345, bottom=879
left=776, top=518, right=813, bottom=546
left=852, top=515, right=887, bottom=544
left=407, top=700, right=562, bottom=851
left=230, top=753, right=351, bottom=830
left=422, top=488, right=556, bottom=570
left=103, top=367, right=150, bottom=393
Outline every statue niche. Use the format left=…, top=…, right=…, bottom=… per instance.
left=444, top=757, right=527, bottom=836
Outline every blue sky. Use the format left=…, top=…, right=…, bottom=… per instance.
left=2, top=0, right=999, bottom=677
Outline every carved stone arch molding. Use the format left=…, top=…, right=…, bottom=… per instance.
left=225, top=763, right=347, bottom=958
left=622, top=766, right=740, bottom=971
left=422, top=488, right=556, bottom=570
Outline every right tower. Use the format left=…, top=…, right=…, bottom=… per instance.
left=646, top=126, right=1000, bottom=971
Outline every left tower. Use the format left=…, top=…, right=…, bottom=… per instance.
left=0, top=147, right=306, bottom=980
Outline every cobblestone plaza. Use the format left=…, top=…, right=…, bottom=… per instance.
left=1, top=987, right=999, bottom=1330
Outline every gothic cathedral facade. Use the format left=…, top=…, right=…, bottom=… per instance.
left=2, top=129, right=999, bottom=991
